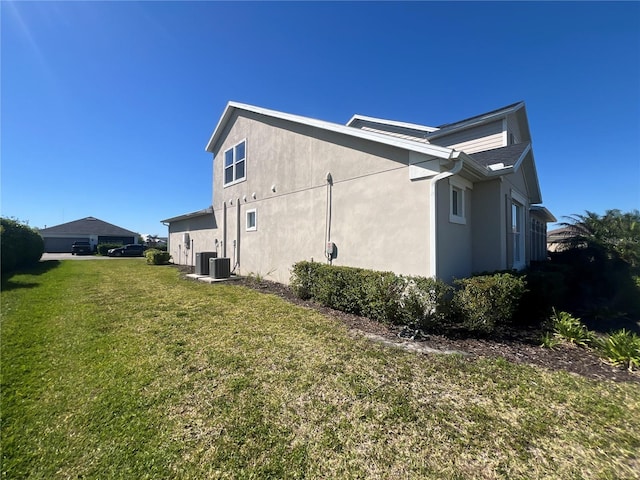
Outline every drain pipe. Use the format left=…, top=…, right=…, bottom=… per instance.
left=428, top=153, right=463, bottom=278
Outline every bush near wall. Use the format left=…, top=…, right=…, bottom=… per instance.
left=451, top=273, right=527, bottom=334
left=1, top=218, right=44, bottom=273
left=145, top=249, right=171, bottom=265
left=290, top=262, right=452, bottom=330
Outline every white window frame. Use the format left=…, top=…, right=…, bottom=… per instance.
left=246, top=208, right=257, bottom=232
left=449, top=177, right=472, bottom=225
left=223, top=139, right=247, bottom=187
left=511, top=190, right=527, bottom=269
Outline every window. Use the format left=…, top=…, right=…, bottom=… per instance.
left=511, top=190, right=527, bottom=269
left=246, top=209, right=257, bottom=231
left=223, top=140, right=246, bottom=186
left=449, top=177, right=471, bottom=224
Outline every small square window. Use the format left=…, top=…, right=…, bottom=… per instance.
left=246, top=209, right=257, bottom=231
left=449, top=184, right=466, bottom=224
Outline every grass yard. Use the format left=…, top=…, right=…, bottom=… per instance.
left=1, top=260, right=639, bottom=479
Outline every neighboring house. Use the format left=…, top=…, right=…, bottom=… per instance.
left=547, top=226, right=574, bottom=252
left=39, top=217, right=139, bottom=253
left=163, top=101, right=555, bottom=284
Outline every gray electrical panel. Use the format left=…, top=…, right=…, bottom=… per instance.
left=210, top=257, right=231, bottom=279
left=195, top=252, right=217, bottom=275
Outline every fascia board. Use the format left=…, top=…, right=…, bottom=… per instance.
left=161, top=207, right=214, bottom=224
left=206, top=102, right=455, bottom=160
left=347, top=114, right=439, bottom=133
left=427, top=102, right=524, bottom=140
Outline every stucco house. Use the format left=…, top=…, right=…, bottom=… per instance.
left=163, top=101, right=555, bottom=284
left=39, top=217, right=139, bottom=253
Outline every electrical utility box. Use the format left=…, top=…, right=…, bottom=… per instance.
left=210, top=257, right=231, bottom=279
left=195, top=252, right=218, bottom=275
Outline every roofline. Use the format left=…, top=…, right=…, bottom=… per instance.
left=204, top=102, right=455, bottom=160
left=427, top=101, right=525, bottom=140
left=161, top=206, right=214, bottom=224
left=346, top=114, right=439, bottom=133
left=530, top=206, right=557, bottom=223
left=482, top=143, right=531, bottom=178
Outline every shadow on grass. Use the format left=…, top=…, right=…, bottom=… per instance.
left=1, top=260, right=61, bottom=292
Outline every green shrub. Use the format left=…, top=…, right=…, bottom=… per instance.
left=400, top=276, right=452, bottom=330
left=549, top=309, right=595, bottom=347
left=97, top=243, right=122, bottom=256
left=1, top=218, right=44, bottom=273
left=594, top=329, right=640, bottom=372
left=452, top=273, right=526, bottom=334
left=290, top=262, right=452, bottom=329
left=360, top=271, right=405, bottom=324
left=145, top=249, right=171, bottom=265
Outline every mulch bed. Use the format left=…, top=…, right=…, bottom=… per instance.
left=179, top=267, right=638, bottom=383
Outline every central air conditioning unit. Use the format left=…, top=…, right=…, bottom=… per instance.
left=210, top=257, right=231, bottom=279
left=195, top=252, right=217, bottom=275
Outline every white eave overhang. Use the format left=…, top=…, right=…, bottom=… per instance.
left=426, top=102, right=525, bottom=140
left=205, top=102, right=455, bottom=161
left=346, top=114, right=440, bottom=133
left=161, top=206, right=214, bottom=224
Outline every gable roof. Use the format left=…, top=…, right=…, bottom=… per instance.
left=39, top=217, right=137, bottom=237
left=204, top=101, right=542, bottom=201
left=205, top=102, right=457, bottom=161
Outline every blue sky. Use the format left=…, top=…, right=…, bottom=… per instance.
left=2, top=1, right=639, bottom=236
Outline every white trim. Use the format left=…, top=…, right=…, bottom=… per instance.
left=448, top=175, right=472, bottom=225
left=429, top=156, right=464, bottom=277
left=511, top=189, right=527, bottom=270
left=502, top=118, right=508, bottom=147
left=223, top=139, right=247, bottom=187
left=206, top=102, right=455, bottom=160
left=347, top=114, right=439, bottom=133
left=246, top=208, right=257, bottom=231
left=426, top=102, right=525, bottom=140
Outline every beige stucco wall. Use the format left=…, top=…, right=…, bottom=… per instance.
left=470, top=179, right=506, bottom=273
left=167, top=214, right=218, bottom=268
left=435, top=177, right=473, bottom=281
left=209, top=111, right=433, bottom=284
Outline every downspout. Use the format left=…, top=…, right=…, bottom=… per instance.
left=428, top=153, right=464, bottom=278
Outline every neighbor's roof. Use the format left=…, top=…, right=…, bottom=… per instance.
left=39, top=217, right=137, bottom=236
left=161, top=206, right=214, bottom=223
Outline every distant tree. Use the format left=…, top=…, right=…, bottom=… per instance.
left=1, top=217, right=45, bottom=273
left=560, top=209, right=640, bottom=268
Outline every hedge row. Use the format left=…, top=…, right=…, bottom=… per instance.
left=1, top=218, right=44, bottom=273
left=290, top=261, right=526, bottom=334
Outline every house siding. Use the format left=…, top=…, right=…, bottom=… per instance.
left=471, top=180, right=505, bottom=273
left=431, top=120, right=504, bottom=154
left=435, top=178, right=473, bottom=281
left=210, top=111, right=433, bottom=284
left=167, top=215, right=218, bottom=268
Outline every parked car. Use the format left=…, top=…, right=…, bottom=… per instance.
left=107, top=244, right=145, bottom=257
left=71, top=241, right=93, bottom=255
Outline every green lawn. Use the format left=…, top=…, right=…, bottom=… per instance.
left=1, top=260, right=639, bottom=479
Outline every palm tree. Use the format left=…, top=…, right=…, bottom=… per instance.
left=561, top=209, right=640, bottom=268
